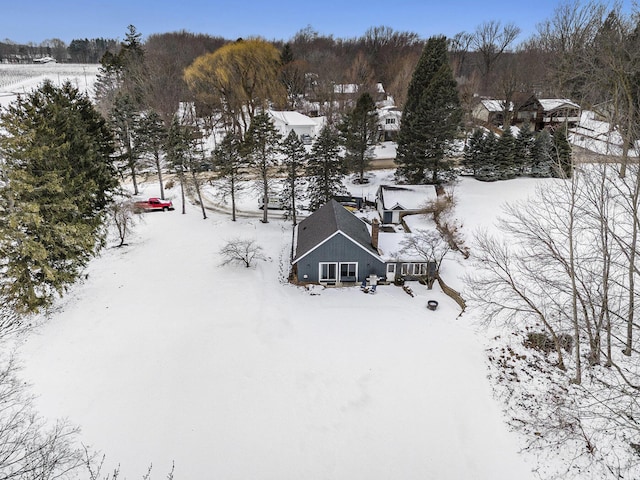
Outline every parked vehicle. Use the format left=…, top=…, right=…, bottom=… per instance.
left=134, top=197, right=174, bottom=212
left=258, top=196, right=286, bottom=210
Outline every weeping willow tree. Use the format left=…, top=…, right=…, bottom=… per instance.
left=184, top=38, right=287, bottom=135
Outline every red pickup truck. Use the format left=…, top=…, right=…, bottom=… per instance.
left=134, top=197, right=174, bottom=212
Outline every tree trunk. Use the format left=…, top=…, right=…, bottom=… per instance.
left=231, top=176, right=237, bottom=222
left=262, top=163, right=269, bottom=224
left=155, top=153, right=165, bottom=200
left=191, top=171, right=207, bottom=220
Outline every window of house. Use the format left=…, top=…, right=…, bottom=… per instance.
left=319, top=262, right=337, bottom=282
left=401, top=263, right=427, bottom=276
left=385, top=118, right=395, bottom=124
left=339, top=262, right=357, bottom=281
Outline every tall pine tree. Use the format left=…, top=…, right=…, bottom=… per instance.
left=0, top=80, right=117, bottom=314
left=395, top=35, right=462, bottom=185
left=339, top=92, right=379, bottom=184
left=306, top=125, right=347, bottom=211
left=244, top=112, right=282, bottom=223
left=280, top=130, right=307, bottom=226
left=137, top=110, right=168, bottom=200
left=213, top=132, right=247, bottom=222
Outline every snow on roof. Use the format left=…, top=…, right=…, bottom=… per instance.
left=375, top=231, right=427, bottom=262
left=480, top=99, right=512, bottom=112
left=569, top=110, right=639, bottom=157
left=267, top=110, right=317, bottom=127
left=538, top=99, right=580, bottom=111
left=378, top=185, right=438, bottom=211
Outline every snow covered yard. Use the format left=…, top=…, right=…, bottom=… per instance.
left=16, top=178, right=535, bottom=479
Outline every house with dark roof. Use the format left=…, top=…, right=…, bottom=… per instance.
left=292, top=200, right=386, bottom=285
left=513, top=95, right=581, bottom=131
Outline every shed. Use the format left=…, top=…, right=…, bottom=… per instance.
left=376, top=185, right=438, bottom=224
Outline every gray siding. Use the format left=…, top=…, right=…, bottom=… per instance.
left=296, top=233, right=386, bottom=283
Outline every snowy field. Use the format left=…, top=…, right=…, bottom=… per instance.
left=0, top=63, right=100, bottom=107
left=14, top=172, right=540, bottom=479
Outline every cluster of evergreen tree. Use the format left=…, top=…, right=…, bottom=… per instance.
left=0, top=80, right=118, bottom=315
left=463, top=123, right=573, bottom=181
left=212, top=118, right=351, bottom=222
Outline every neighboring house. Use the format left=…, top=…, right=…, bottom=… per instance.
left=292, top=200, right=386, bottom=285
left=514, top=95, right=581, bottom=131
left=472, top=99, right=513, bottom=126
left=267, top=110, right=318, bottom=140
left=377, top=106, right=402, bottom=141
left=376, top=185, right=438, bottom=224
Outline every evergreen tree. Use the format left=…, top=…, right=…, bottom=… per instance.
left=165, top=118, right=208, bottom=219
left=395, top=35, right=462, bottom=185
left=244, top=112, right=282, bottom=223
left=0, top=80, right=117, bottom=314
left=515, top=121, right=535, bottom=175
left=110, top=93, right=142, bottom=195
left=476, top=131, right=498, bottom=181
left=136, top=110, right=168, bottom=199
left=166, top=117, right=190, bottom=214
left=306, top=125, right=347, bottom=211
left=552, top=128, right=573, bottom=178
left=213, top=132, right=247, bottom=222
left=280, top=130, right=307, bottom=226
left=94, top=25, right=147, bottom=116
left=530, top=129, right=555, bottom=178
left=463, top=129, right=485, bottom=176
left=339, top=92, right=379, bottom=184
left=495, top=127, right=516, bottom=180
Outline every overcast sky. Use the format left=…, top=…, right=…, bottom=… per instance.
left=1, top=0, right=636, bottom=45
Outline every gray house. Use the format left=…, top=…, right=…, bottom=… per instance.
left=292, top=200, right=386, bottom=285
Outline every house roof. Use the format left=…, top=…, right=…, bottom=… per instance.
left=378, top=185, right=438, bottom=211
left=480, top=99, right=513, bottom=112
left=293, top=200, right=379, bottom=263
left=267, top=110, right=317, bottom=127
left=537, top=99, right=580, bottom=112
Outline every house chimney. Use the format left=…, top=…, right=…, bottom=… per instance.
left=371, top=218, right=380, bottom=250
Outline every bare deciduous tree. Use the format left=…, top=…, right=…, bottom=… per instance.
left=219, top=239, right=265, bottom=268
left=471, top=20, right=521, bottom=94
left=111, top=198, right=139, bottom=247
left=0, top=354, right=85, bottom=480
